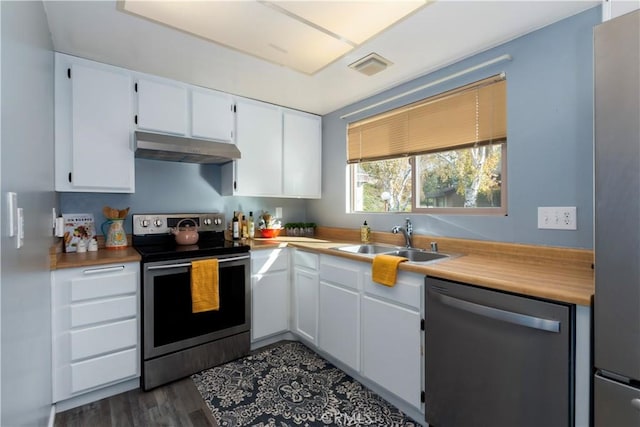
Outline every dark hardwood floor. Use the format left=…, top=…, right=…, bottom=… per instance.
left=54, top=378, right=219, bottom=427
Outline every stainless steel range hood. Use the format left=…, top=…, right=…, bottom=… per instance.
left=134, top=131, right=241, bottom=164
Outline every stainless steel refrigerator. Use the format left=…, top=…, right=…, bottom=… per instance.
left=594, top=9, right=640, bottom=426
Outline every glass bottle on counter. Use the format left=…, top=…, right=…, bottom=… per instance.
left=242, top=215, right=248, bottom=239
left=232, top=212, right=240, bottom=240
left=248, top=212, right=255, bottom=239
left=361, top=220, right=371, bottom=243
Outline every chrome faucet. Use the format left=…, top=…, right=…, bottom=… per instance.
left=392, top=218, right=413, bottom=248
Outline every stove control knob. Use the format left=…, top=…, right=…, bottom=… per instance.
left=214, top=217, right=222, bottom=225
left=153, top=218, right=163, bottom=227
left=203, top=218, right=212, bottom=226
left=140, top=219, right=151, bottom=228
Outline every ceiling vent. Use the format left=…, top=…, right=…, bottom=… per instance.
left=349, top=53, right=393, bottom=76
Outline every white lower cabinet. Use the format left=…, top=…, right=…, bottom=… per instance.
left=251, top=248, right=290, bottom=341
left=259, top=249, right=423, bottom=411
left=292, top=250, right=319, bottom=344
left=318, top=255, right=361, bottom=371
left=362, top=271, right=423, bottom=409
left=52, top=262, right=140, bottom=403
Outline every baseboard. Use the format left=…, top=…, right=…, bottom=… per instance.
left=54, top=378, right=140, bottom=413
left=250, top=331, right=297, bottom=350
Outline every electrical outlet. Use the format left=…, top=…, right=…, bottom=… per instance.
left=537, top=207, right=577, bottom=230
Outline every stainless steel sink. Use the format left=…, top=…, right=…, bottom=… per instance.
left=332, top=244, right=451, bottom=263
left=334, top=244, right=399, bottom=254
left=388, top=249, right=449, bottom=263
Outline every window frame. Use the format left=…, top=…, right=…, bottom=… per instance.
left=347, top=74, right=508, bottom=216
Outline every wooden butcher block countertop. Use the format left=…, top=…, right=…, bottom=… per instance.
left=51, top=227, right=593, bottom=306
left=50, top=236, right=141, bottom=270
left=251, top=227, right=594, bottom=306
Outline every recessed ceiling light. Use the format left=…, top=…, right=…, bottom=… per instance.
left=349, top=53, right=393, bottom=76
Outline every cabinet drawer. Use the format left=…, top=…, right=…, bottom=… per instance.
left=320, top=257, right=360, bottom=291
left=294, top=250, right=319, bottom=271
left=71, top=319, right=137, bottom=360
left=71, top=348, right=138, bottom=394
left=71, top=295, right=137, bottom=328
left=71, top=270, right=137, bottom=302
left=252, top=248, right=288, bottom=274
left=363, top=271, right=422, bottom=310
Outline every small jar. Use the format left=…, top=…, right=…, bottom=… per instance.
left=76, top=239, right=87, bottom=253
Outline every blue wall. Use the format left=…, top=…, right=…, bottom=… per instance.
left=60, top=159, right=308, bottom=232
left=309, top=7, right=599, bottom=249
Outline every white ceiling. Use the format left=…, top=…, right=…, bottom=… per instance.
left=43, top=1, right=599, bottom=115
left=120, top=0, right=427, bottom=75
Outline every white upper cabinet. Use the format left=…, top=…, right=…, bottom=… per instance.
left=191, top=88, right=234, bottom=142
left=222, top=98, right=283, bottom=196
left=283, top=109, right=322, bottom=198
left=136, top=79, right=188, bottom=136
left=136, top=78, right=235, bottom=142
left=222, top=100, right=322, bottom=198
left=55, top=54, right=135, bottom=193
left=55, top=54, right=320, bottom=195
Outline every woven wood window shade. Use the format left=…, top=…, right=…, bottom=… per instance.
left=347, top=75, right=506, bottom=163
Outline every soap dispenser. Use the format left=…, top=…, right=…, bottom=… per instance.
left=361, top=221, right=371, bottom=243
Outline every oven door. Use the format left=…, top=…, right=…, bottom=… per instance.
left=142, top=253, right=250, bottom=360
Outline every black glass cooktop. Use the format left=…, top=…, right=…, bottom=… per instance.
left=133, top=232, right=250, bottom=263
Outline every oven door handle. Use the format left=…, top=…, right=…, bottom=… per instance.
left=217, top=255, right=250, bottom=263
left=146, top=255, right=250, bottom=271
left=147, top=263, right=192, bottom=270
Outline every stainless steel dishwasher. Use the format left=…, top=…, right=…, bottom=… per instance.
left=425, top=277, right=574, bottom=427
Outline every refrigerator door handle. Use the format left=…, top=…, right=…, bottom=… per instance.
left=631, top=398, right=640, bottom=411
left=435, top=292, right=561, bottom=333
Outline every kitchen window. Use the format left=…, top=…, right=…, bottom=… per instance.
left=348, top=75, right=507, bottom=214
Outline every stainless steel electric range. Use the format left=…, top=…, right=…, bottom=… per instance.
left=132, top=213, right=251, bottom=390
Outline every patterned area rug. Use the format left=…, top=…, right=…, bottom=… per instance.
left=192, top=341, right=418, bottom=427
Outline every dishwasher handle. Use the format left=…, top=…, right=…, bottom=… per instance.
left=433, top=291, right=561, bottom=333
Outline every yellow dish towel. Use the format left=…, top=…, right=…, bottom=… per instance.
left=372, top=254, right=409, bottom=287
left=191, top=259, right=220, bottom=313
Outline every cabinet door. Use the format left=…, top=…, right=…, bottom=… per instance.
left=136, top=79, right=188, bottom=135
left=318, top=281, right=359, bottom=370
left=362, top=295, right=422, bottom=409
left=252, top=269, right=289, bottom=341
left=233, top=99, right=283, bottom=196
left=191, top=88, right=234, bottom=142
left=58, top=61, right=134, bottom=192
left=283, top=110, right=321, bottom=198
left=293, top=268, right=318, bottom=344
